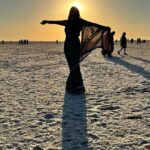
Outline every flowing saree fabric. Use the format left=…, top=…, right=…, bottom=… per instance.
left=70, top=26, right=112, bottom=72
left=102, top=31, right=113, bottom=52
left=80, top=26, right=112, bottom=61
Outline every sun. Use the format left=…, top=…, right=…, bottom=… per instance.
left=71, top=2, right=83, bottom=11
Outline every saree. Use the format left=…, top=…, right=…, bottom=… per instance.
left=80, top=26, right=112, bottom=61
left=66, top=26, right=112, bottom=93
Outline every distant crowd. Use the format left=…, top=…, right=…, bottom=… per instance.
left=115, top=38, right=148, bottom=44
left=0, top=39, right=29, bottom=45
left=19, top=39, right=29, bottom=45
left=1, top=38, right=149, bottom=45
left=0, top=36, right=149, bottom=58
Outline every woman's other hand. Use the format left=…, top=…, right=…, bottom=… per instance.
left=105, top=26, right=111, bottom=32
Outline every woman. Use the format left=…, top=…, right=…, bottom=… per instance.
left=41, top=6, right=110, bottom=94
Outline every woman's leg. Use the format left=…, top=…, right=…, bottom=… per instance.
left=65, top=56, right=85, bottom=93
left=65, top=54, right=75, bottom=90
left=73, top=65, right=84, bottom=88
left=64, top=40, right=85, bottom=93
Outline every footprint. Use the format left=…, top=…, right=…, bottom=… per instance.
left=33, top=146, right=43, bottom=150
left=140, top=140, right=150, bottom=145
left=88, top=133, right=99, bottom=140
left=144, top=145, right=150, bottom=150
left=44, top=113, right=55, bottom=120
left=101, top=106, right=120, bottom=111
left=126, top=115, right=142, bottom=120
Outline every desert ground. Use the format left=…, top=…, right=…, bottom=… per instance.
left=0, top=42, right=150, bottom=150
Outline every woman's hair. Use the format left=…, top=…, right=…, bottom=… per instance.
left=68, top=6, right=80, bottom=21
left=123, top=32, right=126, bottom=36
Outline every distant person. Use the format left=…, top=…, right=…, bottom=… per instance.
left=130, top=38, right=134, bottom=43
left=20, top=39, right=23, bottom=45
left=115, top=39, right=118, bottom=44
left=41, top=6, right=110, bottom=94
left=142, top=39, right=146, bottom=43
left=24, top=39, right=27, bottom=44
left=118, top=32, right=127, bottom=55
left=56, top=40, right=59, bottom=44
left=26, top=39, right=29, bottom=44
left=137, top=38, right=141, bottom=44
left=2, top=40, right=4, bottom=44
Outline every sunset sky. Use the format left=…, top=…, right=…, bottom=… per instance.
left=0, top=0, right=150, bottom=41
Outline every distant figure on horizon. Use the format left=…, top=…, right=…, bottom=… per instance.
left=26, top=39, right=29, bottom=44
left=115, top=39, right=118, bottom=44
left=130, top=38, right=134, bottom=43
left=137, top=38, right=141, bottom=44
left=24, top=39, right=27, bottom=44
left=118, top=32, right=127, bottom=55
left=19, top=39, right=29, bottom=45
left=24, top=39, right=29, bottom=44
left=56, top=40, right=59, bottom=44
left=142, top=39, right=146, bottom=43
left=2, top=40, right=4, bottom=44
left=19, top=39, right=24, bottom=45
left=41, top=6, right=110, bottom=94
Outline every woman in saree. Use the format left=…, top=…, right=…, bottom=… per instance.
left=41, top=6, right=110, bottom=94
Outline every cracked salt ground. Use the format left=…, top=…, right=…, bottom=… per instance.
left=0, top=42, right=149, bottom=149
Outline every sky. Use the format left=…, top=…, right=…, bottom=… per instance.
left=0, top=0, right=150, bottom=41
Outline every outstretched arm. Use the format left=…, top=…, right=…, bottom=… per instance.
left=81, top=19, right=110, bottom=31
left=41, top=20, right=67, bottom=26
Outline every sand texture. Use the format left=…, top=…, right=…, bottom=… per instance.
left=0, top=42, right=150, bottom=150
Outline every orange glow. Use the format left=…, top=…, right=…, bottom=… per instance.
left=66, top=1, right=84, bottom=13
left=70, top=2, right=83, bottom=11
left=1, top=0, right=150, bottom=41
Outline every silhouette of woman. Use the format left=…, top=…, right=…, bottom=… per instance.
left=41, top=6, right=110, bottom=94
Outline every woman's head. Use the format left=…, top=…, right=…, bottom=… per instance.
left=123, top=32, right=126, bottom=36
left=68, top=6, right=80, bottom=21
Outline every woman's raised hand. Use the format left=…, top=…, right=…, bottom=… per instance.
left=41, top=20, right=47, bottom=25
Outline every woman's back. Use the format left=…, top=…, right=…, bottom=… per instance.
left=65, top=19, right=90, bottom=40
